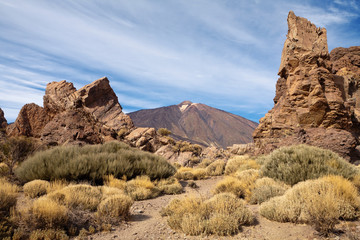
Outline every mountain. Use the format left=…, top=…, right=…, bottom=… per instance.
left=128, top=101, right=258, bottom=148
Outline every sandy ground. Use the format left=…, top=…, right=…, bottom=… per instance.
left=91, top=177, right=360, bottom=240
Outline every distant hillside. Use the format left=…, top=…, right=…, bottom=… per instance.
left=128, top=101, right=258, bottom=148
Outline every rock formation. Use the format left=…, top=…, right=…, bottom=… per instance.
left=129, top=101, right=258, bottom=148
left=253, top=11, right=359, bottom=161
left=8, top=77, right=132, bottom=145
left=0, top=108, right=7, bottom=129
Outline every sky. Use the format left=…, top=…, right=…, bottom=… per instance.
left=0, top=0, right=359, bottom=123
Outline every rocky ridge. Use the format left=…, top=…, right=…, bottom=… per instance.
left=253, top=11, right=360, bottom=161
left=0, top=108, right=7, bottom=129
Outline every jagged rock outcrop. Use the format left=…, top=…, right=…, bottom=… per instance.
left=8, top=77, right=132, bottom=145
left=0, top=108, right=7, bottom=129
left=253, top=11, right=358, bottom=160
left=7, top=103, right=51, bottom=138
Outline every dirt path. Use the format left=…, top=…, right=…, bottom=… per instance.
left=91, top=177, right=359, bottom=240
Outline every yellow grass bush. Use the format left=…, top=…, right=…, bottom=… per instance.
left=352, top=174, right=360, bottom=193
left=97, top=194, right=133, bottom=220
left=0, top=162, right=9, bottom=176
left=249, top=177, right=290, bottom=204
left=214, top=169, right=259, bottom=201
left=0, top=178, right=19, bottom=214
left=29, top=229, right=69, bottom=240
left=125, top=176, right=160, bottom=200
left=104, top=175, right=126, bottom=190
left=224, top=156, right=259, bottom=175
left=206, top=160, right=225, bottom=176
left=46, top=179, right=69, bottom=193
left=174, top=167, right=208, bottom=180
left=156, top=178, right=183, bottom=195
left=47, top=184, right=102, bottom=211
left=261, top=144, right=358, bottom=185
left=24, top=180, right=50, bottom=198
left=100, top=186, right=126, bottom=199
left=259, top=176, right=360, bottom=234
left=30, top=197, right=68, bottom=229
left=198, top=158, right=213, bottom=168
left=161, top=193, right=254, bottom=236
left=158, top=128, right=172, bottom=136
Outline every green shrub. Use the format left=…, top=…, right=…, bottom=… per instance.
left=172, top=141, right=202, bottom=156
left=158, top=128, right=172, bottom=136
left=261, top=144, right=358, bottom=185
left=15, top=141, right=176, bottom=183
left=24, top=180, right=50, bottom=198
left=259, top=176, right=360, bottom=234
left=161, top=193, right=254, bottom=236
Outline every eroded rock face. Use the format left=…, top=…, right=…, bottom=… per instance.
left=7, top=103, right=51, bottom=138
left=253, top=11, right=357, bottom=160
left=9, top=77, right=133, bottom=145
left=0, top=108, right=7, bottom=129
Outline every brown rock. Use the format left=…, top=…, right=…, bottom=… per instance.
left=0, top=108, right=7, bottom=129
left=7, top=103, right=51, bottom=138
left=43, top=80, right=77, bottom=114
left=40, top=109, right=103, bottom=146
left=253, top=11, right=356, bottom=160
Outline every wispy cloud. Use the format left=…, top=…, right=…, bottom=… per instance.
left=0, top=0, right=359, bottom=122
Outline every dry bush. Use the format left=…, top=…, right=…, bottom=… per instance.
left=29, top=229, right=69, bottom=240
left=206, top=160, right=225, bottom=176
left=261, top=144, right=358, bottom=185
left=259, top=176, right=360, bottom=234
left=158, top=128, right=172, bottom=136
left=249, top=177, right=290, bottom=204
left=352, top=174, right=360, bottom=193
left=172, top=141, right=202, bottom=156
left=97, top=194, right=133, bottom=221
left=198, top=158, right=213, bottom=168
left=24, top=180, right=50, bottom=198
left=161, top=193, right=254, bottom=236
left=100, top=186, right=126, bottom=199
left=156, top=178, right=183, bottom=195
left=174, top=167, right=208, bottom=180
left=28, top=197, right=68, bottom=229
left=47, top=184, right=102, bottom=211
left=214, top=169, right=259, bottom=201
left=225, top=156, right=259, bottom=175
left=0, top=178, right=19, bottom=215
left=104, top=175, right=126, bottom=190
left=0, top=162, right=9, bottom=177
left=125, top=176, right=160, bottom=200
left=46, top=179, right=69, bottom=193
left=15, top=141, right=176, bottom=183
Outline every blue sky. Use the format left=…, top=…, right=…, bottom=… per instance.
left=0, top=0, right=359, bottom=123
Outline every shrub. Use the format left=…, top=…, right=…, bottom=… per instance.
left=161, top=193, right=254, bottom=236
left=352, top=174, right=360, bottom=193
left=261, top=144, right=358, bottom=186
left=47, top=184, right=102, bottom=211
left=0, top=178, right=19, bottom=215
left=206, top=160, right=225, bottom=176
left=100, top=186, right=126, bottom=198
left=156, top=178, right=183, bottom=195
left=224, top=156, right=259, bottom=175
left=174, top=167, right=208, bottom=180
left=104, top=175, right=126, bottom=190
left=97, top=194, right=133, bottom=221
left=197, top=158, right=213, bottom=168
left=158, top=128, right=172, bottom=136
left=15, top=141, right=176, bottom=183
left=0, top=162, right=9, bottom=176
left=29, top=197, right=68, bottom=229
left=24, top=180, right=50, bottom=198
left=125, top=176, right=160, bottom=200
left=259, top=176, right=360, bottom=234
left=249, top=177, right=290, bottom=204
left=46, top=180, right=69, bottom=193
left=172, top=141, right=202, bottom=156
left=29, top=229, right=69, bottom=240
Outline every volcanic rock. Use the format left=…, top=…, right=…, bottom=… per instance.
left=129, top=101, right=258, bottom=148
left=253, top=11, right=357, bottom=160
left=7, top=103, right=51, bottom=138
left=0, top=108, right=7, bottom=129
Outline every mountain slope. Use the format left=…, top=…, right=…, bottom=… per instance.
left=128, top=101, right=258, bottom=148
